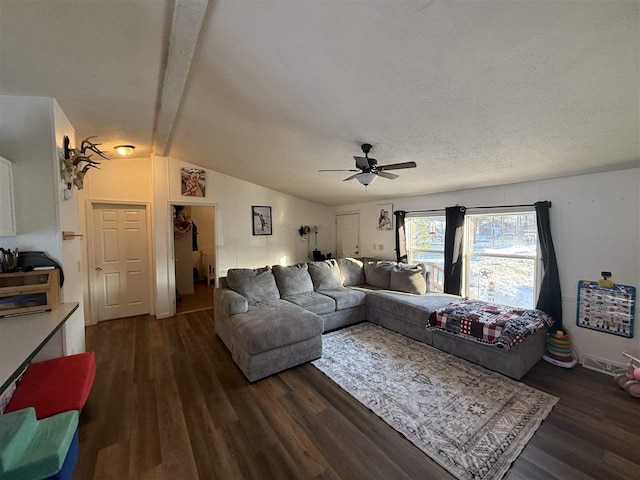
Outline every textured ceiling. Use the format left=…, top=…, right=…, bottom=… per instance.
left=0, top=0, right=171, bottom=158
left=1, top=1, right=638, bottom=206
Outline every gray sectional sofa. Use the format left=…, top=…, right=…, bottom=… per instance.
left=214, top=258, right=546, bottom=382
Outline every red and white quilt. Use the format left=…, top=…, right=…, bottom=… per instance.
left=427, top=299, right=555, bottom=350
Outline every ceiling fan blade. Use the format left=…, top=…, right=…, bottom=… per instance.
left=318, top=169, right=359, bottom=172
left=377, top=161, right=417, bottom=171
left=343, top=173, right=360, bottom=181
left=354, top=156, right=369, bottom=169
left=377, top=171, right=399, bottom=180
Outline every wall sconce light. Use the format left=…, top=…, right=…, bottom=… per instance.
left=114, top=145, right=135, bottom=156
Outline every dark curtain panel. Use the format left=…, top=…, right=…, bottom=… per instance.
left=444, top=206, right=466, bottom=295
left=535, top=201, right=562, bottom=331
left=394, top=210, right=407, bottom=263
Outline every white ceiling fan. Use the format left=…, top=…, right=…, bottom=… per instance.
left=319, top=143, right=417, bottom=186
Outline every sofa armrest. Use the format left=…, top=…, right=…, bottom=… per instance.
left=215, top=288, right=249, bottom=317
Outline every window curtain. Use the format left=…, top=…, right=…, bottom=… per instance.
left=444, top=206, right=466, bottom=295
left=535, top=201, right=562, bottom=331
left=394, top=210, right=407, bottom=263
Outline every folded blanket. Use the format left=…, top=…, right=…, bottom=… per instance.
left=428, top=299, right=555, bottom=350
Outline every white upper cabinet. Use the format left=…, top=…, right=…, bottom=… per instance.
left=0, top=156, right=16, bottom=236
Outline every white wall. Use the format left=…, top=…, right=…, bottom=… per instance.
left=334, top=168, right=640, bottom=365
left=0, top=96, right=59, bottom=255
left=153, top=156, right=335, bottom=318
left=77, top=154, right=334, bottom=320
left=84, top=156, right=153, bottom=202
left=0, top=95, right=85, bottom=355
left=76, top=157, right=153, bottom=324
left=52, top=101, right=85, bottom=355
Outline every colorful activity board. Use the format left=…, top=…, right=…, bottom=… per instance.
left=576, top=281, right=635, bottom=338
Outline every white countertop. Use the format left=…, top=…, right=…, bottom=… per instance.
left=0, top=302, right=78, bottom=392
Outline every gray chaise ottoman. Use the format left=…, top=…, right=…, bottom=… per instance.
left=228, top=300, right=322, bottom=382
left=215, top=267, right=323, bottom=382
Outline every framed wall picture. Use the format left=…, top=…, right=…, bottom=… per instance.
left=181, top=168, right=206, bottom=197
left=252, top=206, right=272, bottom=235
left=377, top=204, right=393, bottom=231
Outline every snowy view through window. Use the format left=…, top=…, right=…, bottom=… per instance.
left=407, top=212, right=538, bottom=308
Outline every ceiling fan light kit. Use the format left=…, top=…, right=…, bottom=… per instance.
left=356, top=172, right=377, bottom=186
left=319, top=143, right=417, bottom=190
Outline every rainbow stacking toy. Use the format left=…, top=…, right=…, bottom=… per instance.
left=543, top=330, right=578, bottom=368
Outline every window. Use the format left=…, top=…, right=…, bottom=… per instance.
left=404, top=210, right=539, bottom=307
left=464, top=211, right=538, bottom=308
left=406, top=215, right=445, bottom=292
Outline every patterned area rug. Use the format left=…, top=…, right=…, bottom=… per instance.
left=312, top=323, right=558, bottom=480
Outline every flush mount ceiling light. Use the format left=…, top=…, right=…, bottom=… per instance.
left=114, top=145, right=135, bottom=156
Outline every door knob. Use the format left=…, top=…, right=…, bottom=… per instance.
left=95, top=267, right=102, bottom=271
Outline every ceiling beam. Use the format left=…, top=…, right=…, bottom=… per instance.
left=153, top=0, right=209, bottom=156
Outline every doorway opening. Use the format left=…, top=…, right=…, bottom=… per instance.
left=172, top=204, right=216, bottom=314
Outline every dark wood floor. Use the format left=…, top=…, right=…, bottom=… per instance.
left=176, top=282, right=214, bottom=314
left=74, top=311, right=640, bottom=480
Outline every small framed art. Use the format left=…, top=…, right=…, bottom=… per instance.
left=252, top=206, right=272, bottom=235
left=377, top=204, right=393, bottom=230
left=181, top=168, right=206, bottom=197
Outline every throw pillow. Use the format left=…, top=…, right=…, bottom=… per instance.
left=227, top=267, right=280, bottom=305
left=391, top=263, right=428, bottom=295
left=363, top=260, right=395, bottom=289
left=308, top=259, right=343, bottom=291
left=272, top=263, right=314, bottom=297
left=397, top=262, right=431, bottom=292
left=338, top=258, right=365, bottom=286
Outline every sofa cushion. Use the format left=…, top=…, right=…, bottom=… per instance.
left=338, top=258, right=365, bottom=286
left=366, top=290, right=460, bottom=329
left=272, top=263, right=314, bottom=297
left=399, top=262, right=431, bottom=291
left=229, top=300, right=322, bottom=355
left=318, top=288, right=367, bottom=310
left=390, top=263, right=428, bottom=295
left=227, top=267, right=280, bottom=305
left=308, top=259, right=343, bottom=291
left=284, top=292, right=336, bottom=315
left=363, top=260, right=395, bottom=289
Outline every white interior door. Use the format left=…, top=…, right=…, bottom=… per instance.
left=92, top=204, right=150, bottom=321
left=336, top=213, right=360, bottom=257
